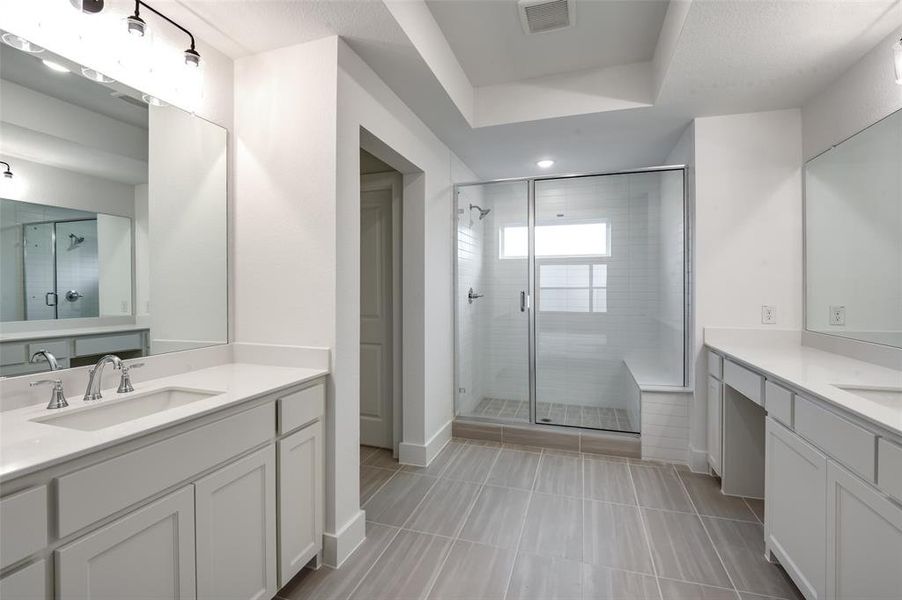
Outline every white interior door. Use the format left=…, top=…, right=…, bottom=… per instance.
left=360, top=187, right=393, bottom=448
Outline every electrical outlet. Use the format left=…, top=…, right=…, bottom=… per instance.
left=829, top=305, right=846, bottom=326
left=761, top=305, right=777, bottom=325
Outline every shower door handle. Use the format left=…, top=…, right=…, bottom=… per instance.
left=520, top=291, right=530, bottom=312
left=45, top=292, right=57, bottom=307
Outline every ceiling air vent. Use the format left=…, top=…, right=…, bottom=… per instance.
left=111, top=92, right=148, bottom=109
left=518, top=0, right=574, bottom=35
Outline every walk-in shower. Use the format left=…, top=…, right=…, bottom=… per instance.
left=454, top=168, right=688, bottom=435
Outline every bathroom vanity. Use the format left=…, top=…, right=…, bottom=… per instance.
left=706, top=331, right=902, bottom=600
left=0, top=360, right=328, bottom=599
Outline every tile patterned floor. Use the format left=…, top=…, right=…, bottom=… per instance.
left=277, top=440, right=802, bottom=600
left=465, top=398, right=637, bottom=432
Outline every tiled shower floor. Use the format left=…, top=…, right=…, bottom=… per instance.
left=465, top=397, right=636, bottom=432
left=277, top=440, right=801, bottom=600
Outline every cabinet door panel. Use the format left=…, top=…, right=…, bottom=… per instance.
left=707, top=376, right=723, bottom=474
left=278, top=421, right=323, bottom=586
left=765, top=418, right=826, bottom=600
left=826, top=461, right=902, bottom=600
left=56, top=486, right=195, bottom=600
left=0, top=560, right=48, bottom=600
left=195, top=445, right=277, bottom=600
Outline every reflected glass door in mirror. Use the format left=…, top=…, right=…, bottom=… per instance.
left=0, top=35, right=227, bottom=378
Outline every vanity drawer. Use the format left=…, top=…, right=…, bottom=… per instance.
left=74, top=332, right=143, bottom=357
left=707, top=352, right=723, bottom=379
left=279, top=382, right=325, bottom=434
left=56, top=403, right=275, bottom=538
left=765, top=381, right=793, bottom=427
left=877, top=438, right=902, bottom=502
left=0, top=342, right=27, bottom=366
left=27, top=340, right=70, bottom=360
left=795, top=395, right=876, bottom=482
left=0, top=486, right=48, bottom=569
left=723, top=360, right=763, bottom=406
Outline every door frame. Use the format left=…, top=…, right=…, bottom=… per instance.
left=361, top=172, right=403, bottom=454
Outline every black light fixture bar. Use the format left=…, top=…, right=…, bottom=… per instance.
left=129, top=0, right=201, bottom=66
left=0, top=160, right=13, bottom=179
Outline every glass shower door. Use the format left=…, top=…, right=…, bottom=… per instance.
left=23, top=222, right=57, bottom=320
left=455, top=180, right=531, bottom=422
left=55, top=219, right=99, bottom=319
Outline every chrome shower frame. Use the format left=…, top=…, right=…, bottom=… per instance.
left=452, top=165, right=691, bottom=433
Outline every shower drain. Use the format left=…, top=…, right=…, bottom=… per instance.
left=539, top=418, right=552, bottom=423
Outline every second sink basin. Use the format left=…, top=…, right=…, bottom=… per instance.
left=33, top=387, right=224, bottom=431
left=834, top=384, right=902, bottom=408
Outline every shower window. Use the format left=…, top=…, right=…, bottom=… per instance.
left=499, top=220, right=610, bottom=259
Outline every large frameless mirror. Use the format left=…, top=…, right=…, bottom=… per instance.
left=0, top=35, right=227, bottom=377
left=805, top=107, right=902, bottom=349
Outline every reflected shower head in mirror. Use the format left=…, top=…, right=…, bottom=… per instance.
left=469, top=204, right=491, bottom=220
left=68, top=233, right=85, bottom=248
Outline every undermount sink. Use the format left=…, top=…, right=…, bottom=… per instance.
left=834, top=384, right=902, bottom=407
left=33, top=387, right=224, bottom=431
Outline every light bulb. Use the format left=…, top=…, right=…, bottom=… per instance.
left=42, top=60, right=70, bottom=73
left=537, top=159, right=555, bottom=169
left=894, top=39, right=902, bottom=85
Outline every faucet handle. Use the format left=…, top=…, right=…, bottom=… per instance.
left=117, top=362, right=144, bottom=394
left=31, top=379, right=68, bottom=410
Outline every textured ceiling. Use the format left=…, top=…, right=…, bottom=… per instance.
left=425, top=0, right=669, bottom=86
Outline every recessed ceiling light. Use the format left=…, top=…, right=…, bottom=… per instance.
left=1, top=33, right=44, bottom=53
left=42, top=60, right=70, bottom=73
left=537, top=159, right=555, bottom=169
left=142, top=94, right=168, bottom=107
left=81, top=67, right=115, bottom=83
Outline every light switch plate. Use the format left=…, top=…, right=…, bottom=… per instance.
left=829, top=305, right=846, bottom=326
left=761, top=305, right=777, bottom=324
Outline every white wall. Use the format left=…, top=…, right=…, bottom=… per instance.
left=97, top=214, right=133, bottom=317
left=802, top=26, right=902, bottom=160
left=677, top=109, right=803, bottom=468
left=148, top=105, right=228, bottom=353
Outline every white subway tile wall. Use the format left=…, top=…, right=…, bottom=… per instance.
left=455, top=171, right=685, bottom=435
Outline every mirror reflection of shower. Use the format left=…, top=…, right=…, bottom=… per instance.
left=68, top=232, right=86, bottom=249
left=469, top=204, right=491, bottom=220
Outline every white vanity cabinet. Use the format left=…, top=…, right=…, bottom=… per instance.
left=278, top=419, right=324, bottom=586
left=706, top=351, right=724, bottom=475
left=56, top=486, right=197, bottom=599
left=765, top=417, right=826, bottom=600
left=826, top=461, right=902, bottom=600
left=195, top=445, right=278, bottom=600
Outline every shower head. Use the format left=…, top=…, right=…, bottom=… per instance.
left=69, top=233, right=85, bottom=247
left=469, top=204, right=491, bottom=220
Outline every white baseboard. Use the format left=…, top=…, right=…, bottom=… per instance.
left=398, top=420, right=452, bottom=467
left=688, top=445, right=709, bottom=474
left=322, top=509, right=366, bottom=568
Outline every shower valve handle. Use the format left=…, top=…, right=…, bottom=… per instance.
left=520, top=291, right=530, bottom=312
left=467, top=288, right=483, bottom=304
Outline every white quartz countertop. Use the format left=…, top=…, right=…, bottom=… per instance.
left=0, top=362, right=327, bottom=482
left=0, top=324, right=149, bottom=343
left=705, top=330, right=902, bottom=435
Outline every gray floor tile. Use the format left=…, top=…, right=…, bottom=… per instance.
left=349, top=530, right=452, bottom=600
left=584, top=458, right=636, bottom=504
left=520, top=492, right=582, bottom=561
left=658, top=578, right=739, bottom=600
left=428, top=540, right=516, bottom=600
left=744, top=498, right=765, bottom=523
left=505, top=552, right=582, bottom=600
left=487, top=449, right=541, bottom=490
left=360, top=445, right=380, bottom=464
left=363, top=448, right=401, bottom=470
left=442, top=444, right=500, bottom=482
left=360, top=466, right=396, bottom=505
left=363, top=472, right=436, bottom=526
left=582, top=499, right=654, bottom=574
left=403, top=478, right=481, bottom=537
left=278, top=523, right=398, bottom=600
left=701, top=517, right=802, bottom=599
left=642, top=508, right=732, bottom=588
left=680, top=472, right=757, bottom=521
left=631, top=465, right=694, bottom=512
left=402, top=441, right=465, bottom=478
left=581, top=564, right=660, bottom=600
left=534, top=453, right=583, bottom=496
left=459, top=485, right=530, bottom=549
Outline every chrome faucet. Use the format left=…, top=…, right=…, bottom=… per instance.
left=30, top=349, right=60, bottom=371
left=84, top=355, right=122, bottom=401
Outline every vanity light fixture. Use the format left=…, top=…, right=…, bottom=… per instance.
left=893, top=37, right=902, bottom=85
left=42, top=60, right=70, bottom=73
left=0, top=161, right=13, bottom=179
left=126, top=1, right=202, bottom=68
left=81, top=67, right=115, bottom=83
left=1, top=33, right=44, bottom=53
left=537, top=159, right=555, bottom=168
